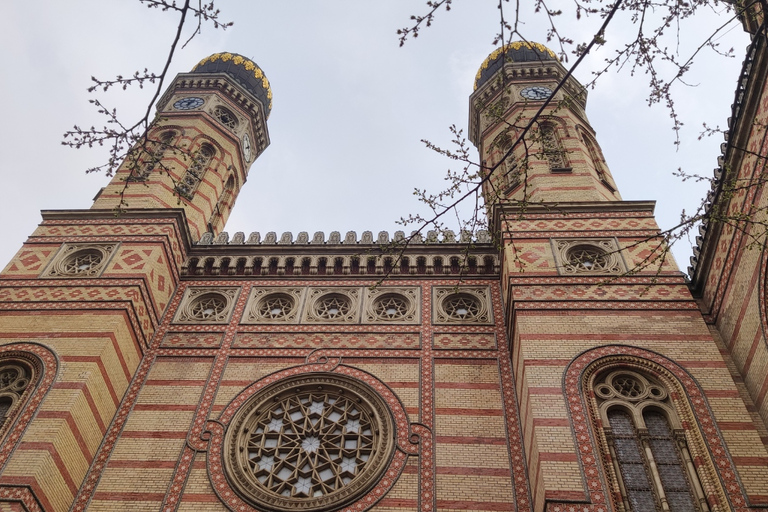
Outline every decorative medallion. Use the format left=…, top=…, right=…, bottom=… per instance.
left=41, top=242, right=118, bottom=278
left=552, top=238, right=626, bottom=275
left=363, top=287, right=419, bottom=324
left=243, top=288, right=304, bottom=324
left=303, top=288, right=361, bottom=324
left=433, top=286, right=493, bottom=324
left=173, top=287, right=239, bottom=324
left=223, top=373, right=396, bottom=512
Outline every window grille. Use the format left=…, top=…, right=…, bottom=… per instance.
left=176, top=144, right=214, bottom=199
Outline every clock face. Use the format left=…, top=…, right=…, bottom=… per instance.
left=520, top=86, right=553, bottom=100
left=242, top=133, right=252, bottom=161
left=173, top=97, right=205, bottom=110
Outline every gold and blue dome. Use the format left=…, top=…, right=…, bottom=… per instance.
left=474, top=41, right=558, bottom=90
left=193, top=52, right=272, bottom=117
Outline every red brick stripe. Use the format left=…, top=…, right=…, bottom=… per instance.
left=52, top=381, right=107, bottom=433
left=120, top=431, right=187, bottom=439
left=17, top=442, right=79, bottom=495
left=435, top=407, right=503, bottom=416
left=436, top=436, right=507, bottom=445
left=437, top=466, right=510, bottom=477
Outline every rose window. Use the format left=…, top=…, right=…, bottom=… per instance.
left=315, top=294, right=350, bottom=320
left=443, top=294, right=481, bottom=320
left=61, top=249, right=104, bottom=276
left=257, top=294, right=294, bottom=320
left=189, top=293, right=228, bottom=321
left=225, top=374, right=395, bottom=511
left=565, top=245, right=610, bottom=272
left=373, top=294, right=408, bottom=320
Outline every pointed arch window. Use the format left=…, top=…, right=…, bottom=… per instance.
left=128, top=130, right=176, bottom=182
left=0, top=358, right=35, bottom=437
left=539, top=122, right=569, bottom=172
left=176, top=143, right=215, bottom=199
left=594, top=370, right=708, bottom=512
left=490, top=131, right=521, bottom=192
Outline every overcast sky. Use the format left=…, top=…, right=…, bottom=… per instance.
left=0, top=1, right=749, bottom=273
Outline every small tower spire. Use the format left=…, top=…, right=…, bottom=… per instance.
left=92, top=52, right=272, bottom=241
left=468, top=42, right=620, bottom=205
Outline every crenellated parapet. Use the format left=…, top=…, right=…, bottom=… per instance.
left=183, top=229, right=498, bottom=277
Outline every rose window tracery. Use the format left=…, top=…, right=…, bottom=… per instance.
left=443, top=294, right=481, bottom=320
left=225, top=374, right=395, bottom=511
left=566, top=245, right=610, bottom=272
left=372, top=294, right=408, bottom=320
left=189, top=294, right=228, bottom=321
left=257, top=294, right=295, bottom=320
left=314, top=294, right=351, bottom=320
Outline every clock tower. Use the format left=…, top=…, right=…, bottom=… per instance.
left=468, top=41, right=620, bottom=205
left=92, top=52, right=272, bottom=241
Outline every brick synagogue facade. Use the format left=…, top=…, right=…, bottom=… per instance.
left=0, top=12, right=768, bottom=512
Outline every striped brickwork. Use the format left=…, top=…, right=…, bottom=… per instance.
left=0, top=211, right=187, bottom=511
left=60, top=277, right=531, bottom=512
left=693, top=65, right=768, bottom=441
left=499, top=203, right=768, bottom=511
left=91, top=113, right=246, bottom=242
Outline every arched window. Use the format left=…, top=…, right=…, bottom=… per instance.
left=539, top=122, right=569, bottom=171
left=176, top=143, right=215, bottom=199
left=0, top=358, right=35, bottom=435
left=594, top=370, right=708, bottom=511
left=490, top=131, right=521, bottom=192
left=129, top=130, right=176, bottom=181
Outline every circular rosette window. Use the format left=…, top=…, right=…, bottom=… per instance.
left=224, top=373, right=396, bottom=511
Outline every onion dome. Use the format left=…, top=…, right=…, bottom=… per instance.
left=474, top=41, right=558, bottom=90
left=193, top=52, right=272, bottom=117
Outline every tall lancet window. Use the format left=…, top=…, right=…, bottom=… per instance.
left=490, top=131, right=520, bottom=192
left=539, top=122, right=569, bottom=171
left=177, top=143, right=215, bottom=199
left=594, top=370, right=708, bottom=512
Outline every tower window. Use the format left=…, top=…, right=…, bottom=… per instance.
left=539, top=122, right=569, bottom=171
left=128, top=131, right=176, bottom=181
left=212, top=106, right=239, bottom=130
left=176, top=143, right=215, bottom=199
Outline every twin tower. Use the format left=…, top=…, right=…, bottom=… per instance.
left=93, top=44, right=619, bottom=242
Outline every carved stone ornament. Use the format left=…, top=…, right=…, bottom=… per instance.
left=363, top=287, right=419, bottom=324
left=173, top=287, right=239, bottom=324
left=302, top=288, right=361, bottom=324
left=432, top=286, right=493, bottom=324
left=42, top=242, right=118, bottom=278
left=552, top=238, right=625, bottom=275
left=242, top=287, right=305, bottom=324
left=223, top=373, right=396, bottom=512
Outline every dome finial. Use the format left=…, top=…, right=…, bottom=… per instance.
left=474, top=41, right=558, bottom=90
